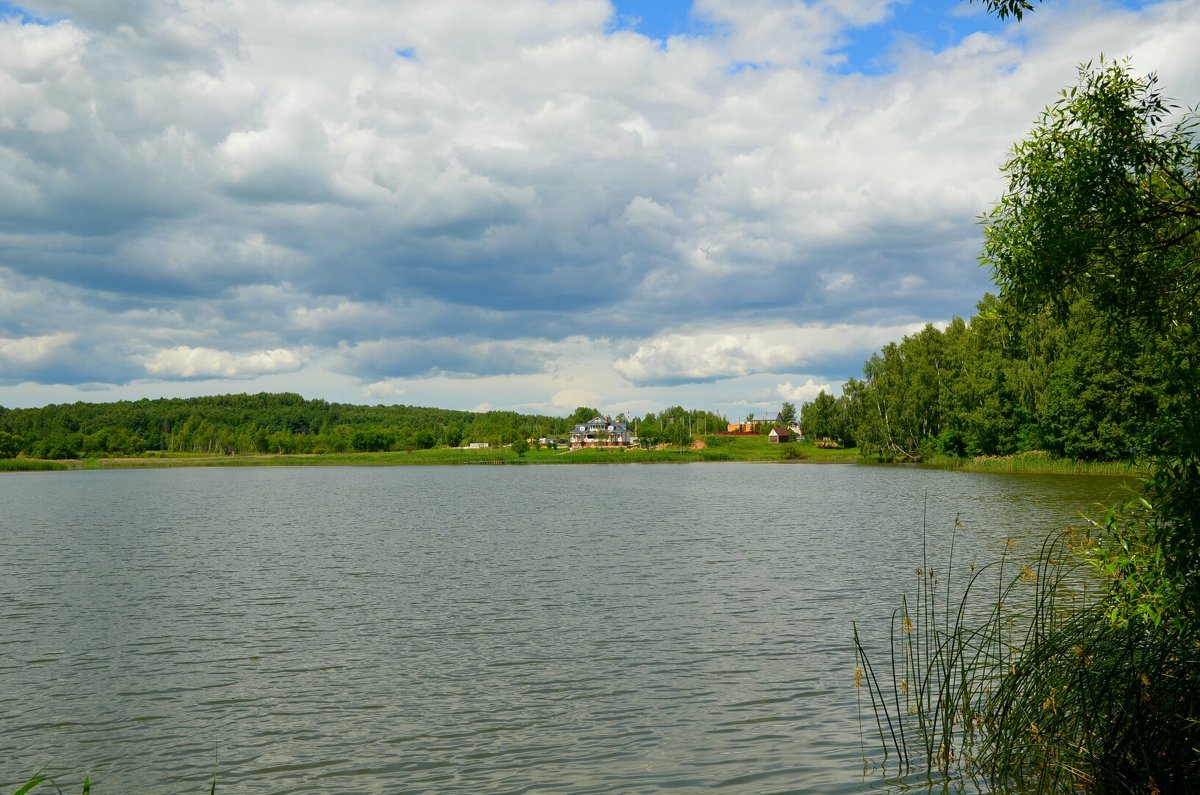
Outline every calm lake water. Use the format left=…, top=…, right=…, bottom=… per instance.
left=0, top=463, right=1134, bottom=794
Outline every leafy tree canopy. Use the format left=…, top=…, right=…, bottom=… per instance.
left=780, top=402, right=797, bottom=426
left=568, top=406, right=601, bottom=425
left=985, top=59, right=1200, bottom=332
left=985, top=59, right=1200, bottom=612
left=973, top=0, right=1040, bottom=20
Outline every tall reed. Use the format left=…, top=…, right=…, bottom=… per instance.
left=855, top=509, right=1200, bottom=792
left=853, top=510, right=1096, bottom=789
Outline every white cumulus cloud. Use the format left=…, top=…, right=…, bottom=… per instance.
left=362, top=380, right=407, bottom=402
left=777, top=377, right=835, bottom=403
left=0, top=332, right=75, bottom=364
left=143, top=346, right=304, bottom=378
left=1, top=0, right=1199, bottom=417
left=615, top=322, right=925, bottom=384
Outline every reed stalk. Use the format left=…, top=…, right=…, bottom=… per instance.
left=855, top=507, right=1200, bottom=792
left=10, top=775, right=215, bottom=794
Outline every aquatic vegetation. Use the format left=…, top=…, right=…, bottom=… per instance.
left=0, top=458, right=68, bottom=471
left=11, top=775, right=215, bottom=794
left=854, top=511, right=1200, bottom=792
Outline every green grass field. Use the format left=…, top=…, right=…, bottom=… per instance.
left=3, top=435, right=860, bottom=471
left=4, top=438, right=1146, bottom=475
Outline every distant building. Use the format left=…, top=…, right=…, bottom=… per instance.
left=728, top=412, right=784, bottom=433
left=467, top=442, right=490, bottom=449
left=569, top=416, right=631, bottom=449
left=768, top=427, right=793, bottom=444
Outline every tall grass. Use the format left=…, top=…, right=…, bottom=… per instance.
left=853, top=510, right=1062, bottom=785
left=983, top=601, right=1200, bottom=792
left=0, top=459, right=68, bottom=471
left=11, top=775, right=215, bottom=794
left=854, top=511, right=1200, bottom=792
left=924, top=451, right=1146, bottom=477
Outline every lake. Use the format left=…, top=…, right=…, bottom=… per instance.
left=0, top=463, right=1134, bottom=793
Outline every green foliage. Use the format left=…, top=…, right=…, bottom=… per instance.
left=0, top=429, right=20, bottom=458
left=854, top=519, right=1062, bottom=784
left=12, top=774, right=216, bottom=794
left=633, top=406, right=723, bottom=446
left=799, top=390, right=839, bottom=441
left=985, top=59, right=1200, bottom=618
left=13, top=774, right=48, bottom=795
left=0, top=395, right=742, bottom=466
left=857, top=519, right=1200, bottom=792
left=985, top=59, right=1200, bottom=332
left=0, top=458, right=68, bottom=471
left=1142, top=456, right=1200, bottom=597
left=779, top=401, right=797, bottom=426
left=511, top=437, right=530, bottom=457
left=780, top=445, right=806, bottom=461
left=1082, top=494, right=1183, bottom=629
left=441, top=424, right=464, bottom=448
left=349, top=429, right=390, bottom=452
left=567, top=406, right=601, bottom=425
left=828, top=290, right=1183, bottom=463
left=973, top=0, right=1039, bottom=20
left=0, top=393, right=576, bottom=459
left=984, top=605, right=1200, bottom=793
left=857, top=60, right=1200, bottom=793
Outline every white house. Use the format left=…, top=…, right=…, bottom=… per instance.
left=569, top=416, right=632, bottom=449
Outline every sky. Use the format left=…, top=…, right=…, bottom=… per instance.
left=1, top=0, right=1196, bottom=421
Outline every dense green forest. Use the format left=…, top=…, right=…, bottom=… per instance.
left=804, top=58, right=1198, bottom=473
left=801, top=290, right=1193, bottom=462
left=0, top=394, right=727, bottom=459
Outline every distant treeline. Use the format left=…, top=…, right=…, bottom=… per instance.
left=802, top=293, right=1193, bottom=462
left=0, top=393, right=726, bottom=459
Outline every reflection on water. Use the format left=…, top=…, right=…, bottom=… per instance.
left=0, top=464, right=1133, bottom=793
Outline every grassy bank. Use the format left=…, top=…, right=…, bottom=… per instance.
left=3, top=441, right=1147, bottom=475
left=0, top=458, right=69, bottom=471
left=1, top=435, right=860, bottom=471
left=921, top=450, right=1147, bottom=477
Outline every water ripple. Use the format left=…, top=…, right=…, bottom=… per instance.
left=0, top=464, right=1131, bottom=793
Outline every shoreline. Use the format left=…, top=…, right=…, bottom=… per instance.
left=0, top=445, right=1144, bottom=476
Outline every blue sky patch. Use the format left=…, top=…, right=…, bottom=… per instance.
left=0, top=1, right=56, bottom=25
left=609, top=0, right=710, bottom=41
left=726, top=61, right=765, bottom=75
left=831, top=0, right=1155, bottom=75
left=830, top=0, right=1008, bottom=76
